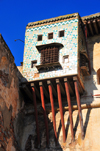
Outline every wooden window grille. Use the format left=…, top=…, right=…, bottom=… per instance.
left=59, top=30, right=64, bottom=37
left=48, top=33, right=53, bottom=39
left=37, top=35, right=42, bottom=41
left=40, top=47, right=59, bottom=64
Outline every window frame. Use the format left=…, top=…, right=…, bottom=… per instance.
left=48, top=32, right=53, bottom=39
left=37, top=35, right=42, bottom=41
left=59, top=30, right=65, bottom=37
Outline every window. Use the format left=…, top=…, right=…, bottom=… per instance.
left=37, top=35, right=42, bottom=41
left=48, top=33, right=53, bottom=39
left=40, top=47, right=59, bottom=64
left=63, top=55, right=69, bottom=63
left=97, top=68, right=100, bottom=84
left=31, top=60, right=37, bottom=68
left=59, top=30, right=64, bottom=37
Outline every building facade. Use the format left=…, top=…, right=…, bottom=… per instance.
left=0, top=12, right=100, bottom=151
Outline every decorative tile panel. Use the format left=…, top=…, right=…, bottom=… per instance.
left=22, top=18, right=78, bottom=82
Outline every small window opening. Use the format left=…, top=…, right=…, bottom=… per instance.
left=37, top=35, right=42, bottom=41
left=97, top=68, right=100, bottom=84
left=63, top=55, right=69, bottom=63
left=59, top=30, right=64, bottom=37
left=31, top=60, right=37, bottom=68
left=48, top=33, right=53, bottom=39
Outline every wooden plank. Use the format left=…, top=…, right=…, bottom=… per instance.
left=47, top=80, right=57, bottom=98
left=22, top=84, right=33, bottom=101
left=93, top=20, right=99, bottom=34
left=64, top=78, right=74, bottom=95
left=31, top=83, right=40, bottom=99
left=39, top=82, right=49, bottom=99
left=74, top=79, right=84, bottom=139
left=88, top=21, right=94, bottom=36
left=56, top=79, right=65, bottom=96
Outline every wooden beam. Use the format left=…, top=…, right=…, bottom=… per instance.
left=39, top=82, right=49, bottom=146
left=84, top=22, right=90, bottom=37
left=22, top=84, right=33, bottom=101
left=88, top=21, right=94, bottom=36
left=78, top=81, right=84, bottom=94
left=93, top=20, right=99, bottom=34
left=56, top=79, right=65, bottom=96
left=64, top=78, right=74, bottom=141
left=77, top=75, right=85, bottom=91
left=56, top=79, right=66, bottom=142
left=39, top=82, right=49, bottom=99
left=47, top=80, right=57, bottom=98
left=97, top=19, right=100, bottom=28
left=64, top=78, right=74, bottom=95
left=73, top=76, right=83, bottom=94
left=31, top=85, right=40, bottom=147
left=47, top=81, right=58, bottom=144
left=74, top=77, right=84, bottom=94
left=31, top=83, right=40, bottom=100
left=73, top=76, right=84, bottom=139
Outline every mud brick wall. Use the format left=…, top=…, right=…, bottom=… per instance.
left=0, top=34, right=22, bottom=151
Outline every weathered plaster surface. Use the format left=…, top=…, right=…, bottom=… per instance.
left=81, top=35, right=100, bottom=104
left=0, top=35, right=21, bottom=151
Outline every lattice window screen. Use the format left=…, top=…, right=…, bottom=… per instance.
left=41, top=47, right=59, bottom=64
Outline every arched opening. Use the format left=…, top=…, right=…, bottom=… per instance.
left=97, top=69, right=100, bottom=84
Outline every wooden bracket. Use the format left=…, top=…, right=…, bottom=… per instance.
left=47, top=80, right=57, bottom=98
left=56, top=79, right=65, bottom=96
left=31, top=83, right=40, bottom=99
left=39, top=82, right=49, bottom=99
left=64, top=78, right=74, bottom=95
left=22, top=84, right=33, bottom=101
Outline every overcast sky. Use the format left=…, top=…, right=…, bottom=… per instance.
left=0, top=0, right=100, bottom=66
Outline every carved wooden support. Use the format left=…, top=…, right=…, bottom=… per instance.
left=56, top=79, right=66, bottom=142
left=64, top=78, right=74, bottom=141
left=93, top=20, right=99, bottom=34
left=47, top=80, right=58, bottom=144
left=39, top=82, right=49, bottom=146
left=31, top=83, right=40, bottom=147
left=22, top=84, right=33, bottom=101
left=88, top=21, right=94, bottom=36
left=73, top=77, right=84, bottom=139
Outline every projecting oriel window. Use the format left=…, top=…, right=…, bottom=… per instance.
left=48, top=33, right=53, bottom=39
left=37, top=35, right=42, bottom=41
left=59, top=30, right=64, bottom=37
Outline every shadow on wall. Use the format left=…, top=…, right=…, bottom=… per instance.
left=81, top=35, right=100, bottom=105
left=15, top=105, right=63, bottom=151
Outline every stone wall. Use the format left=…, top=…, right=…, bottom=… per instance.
left=0, top=34, right=23, bottom=151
